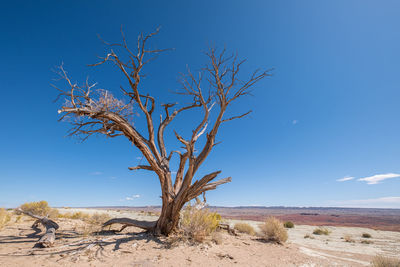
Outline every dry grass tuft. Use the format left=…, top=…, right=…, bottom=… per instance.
left=259, top=216, right=288, bottom=244
left=19, top=201, right=60, bottom=218
left=313, top=227, right=330, bottom=235
left=87, top=212, right=111, bottom=225
left=0, top=208, right=11, bottom=229
left=234, top=223, right=256, bottom=235
left=60, top=211, right=111, bottom=236
left=59, top=211, right=90, bottom=220
left=180, top=204, right=221, bottom=243
left=371, top=255, right=400, bottom=267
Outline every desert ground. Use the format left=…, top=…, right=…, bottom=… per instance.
left=0, top=207, right=399, bottom=266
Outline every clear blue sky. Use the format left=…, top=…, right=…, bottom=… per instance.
left=1, top=0, right=399, bottom=208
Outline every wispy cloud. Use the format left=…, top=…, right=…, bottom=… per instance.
left=336, top=176, right=355, bottom=182
left=333, top=196, right=400, bottom=208
left=125, top=194, right=141, bottom=201
left=358, top=173, right=400, bottom=185
left=292, top=120, right=298, bottom=125
left=90, top=171, right=102, bottom=176
left=110, top=176, right=117, bottom=180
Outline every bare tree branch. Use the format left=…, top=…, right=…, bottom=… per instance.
left=128, top=165, right=154, bottom=171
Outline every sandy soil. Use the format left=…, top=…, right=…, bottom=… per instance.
left=0, top=208, right=399, bottom=266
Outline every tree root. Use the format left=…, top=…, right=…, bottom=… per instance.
left=102, top=218, right=156, bottom=232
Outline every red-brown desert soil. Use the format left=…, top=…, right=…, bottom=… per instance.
left=95, top=206, right=400, bottom=232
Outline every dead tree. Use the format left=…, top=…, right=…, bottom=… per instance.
left=16, top=209, right=59, bottom=247
left=55, top=28, right=270, bottom=235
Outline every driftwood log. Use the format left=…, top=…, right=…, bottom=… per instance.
left=16, top=208, right=59, bottom=248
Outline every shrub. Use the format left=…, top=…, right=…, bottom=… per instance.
left=0, top=208, right=11, bottom=229
left=362, top=233, right=372, bottom=238
left=180, top=204, right=221, bottom=243
left=19, top=201, right=59, bottom=218
left=343, top=234, right=355, bottom=243
left=259, top=216, right=288, bottom=244
left=313, top=227, right=330, bottom=235
left=371, top=255, right=400, bottom=267
left=283, top=221, right=294, bottom=228
left=234, top=223, right=256, bottom=235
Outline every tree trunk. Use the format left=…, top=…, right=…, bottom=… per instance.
left=101, top=191, right=185, bottom=236
left=154, top=199, right=182, bottom=235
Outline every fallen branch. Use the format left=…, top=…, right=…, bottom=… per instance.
left=102, top=218, right=156, bottom=232
left=16, top=208, right=59, bottom=248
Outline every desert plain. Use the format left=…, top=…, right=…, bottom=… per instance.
left=0, top=207, right=399, bottom=266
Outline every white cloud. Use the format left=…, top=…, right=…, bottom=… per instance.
left=292, top=120, right=298, bottom=125
left=110, top=176, right=117, bottom=180
left=337, top=176, right=355, bottom=182
left=135, top=156, right=143, bottom=160
left=124, top=194, right=141, bottom=201
left=90, top=171, right=103, bottom=175
left=358, top=173, right=400, bottom=185
left=333, top=196, right=400, bottom=209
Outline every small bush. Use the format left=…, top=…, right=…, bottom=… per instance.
left=0, top=208, right=11, bottom=229
left=371, top=255, right=400, bottom=267
left=19, top=201, right=59, bottom=218
left=313, top=227, right=330, bottom=235
left=259, top=216, right=288, bottom=244
left=362, top=233, right=372, bottom=238
left=234, top=223, right=256, bottom=235
left=180, top=204, right=221, bottom=243
left=283, top=221, right=294, bottom=228
left=343, top=234, right=355, bottom=243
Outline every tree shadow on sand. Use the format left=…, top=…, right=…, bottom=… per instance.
left=0, top=227, right=165, bottom=261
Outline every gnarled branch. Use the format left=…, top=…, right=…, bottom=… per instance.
left=16, top=209, right=59, bottom=248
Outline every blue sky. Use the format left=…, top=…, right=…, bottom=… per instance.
left=1, top=0, right=399, bottom=208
